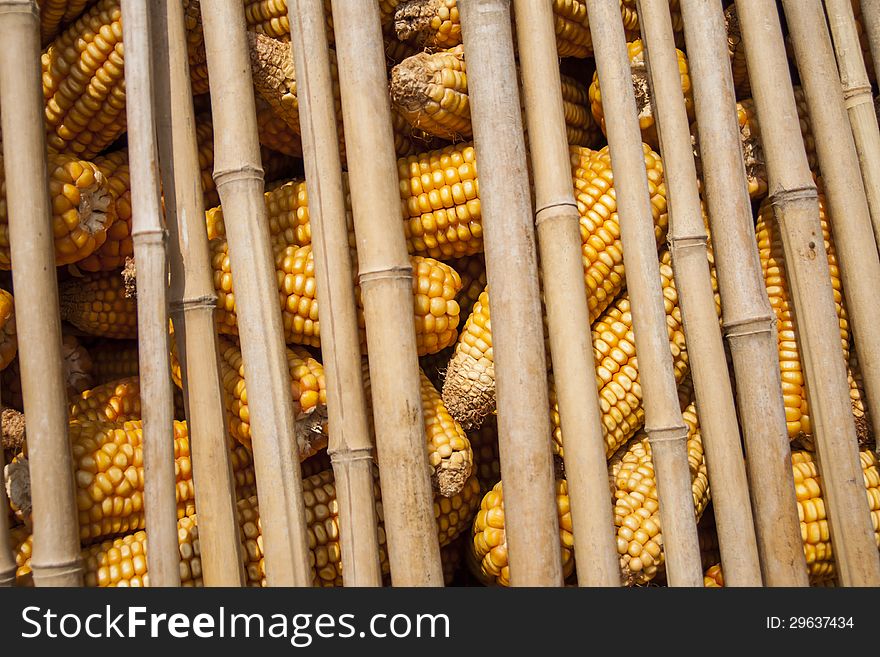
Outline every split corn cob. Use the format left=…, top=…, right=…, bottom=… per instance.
left=442, top=143, right=668, bottom=429
left=390, top=46, right=596, bottom=145
left=0, top=288, right=16, bottom=371
left=212, top=241, right=461, bottom=356
left=0, top=154, right=116, bottom=269
left=756, top=193, right=849, bottom=443
left=589, top=39, right=693, bottom=151
left=700, top=448, right=880, bottom=586
left=362, top=362, right=473, bottom=497
left=472, top=401, right=710, bottom=586
left=11, top=466, right=480, bottom=587
left=59, top=269, right=137, bottom=338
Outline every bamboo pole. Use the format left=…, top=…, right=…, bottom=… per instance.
left=826, top=0, right=880, bottom=252
left=679, top=0, right=809, bottom=586
left=586, top=0, right=701, bottom=587
left=785, top=1, right=880, bottom=462
left=0, top=390, right=15, bottom=587
left=0, top=0, right=82, bottom=587
left=119, top=0, right=180, bottom=587
left=861, top=0, right=880, bottom=83
left=201, top=0, right=312, bottom=586
left=149, top=0, right=245, bottom=586
left=512, top=0, right=619, bottom=588
left=458, top=0, right=563, bottom=587
left=782, top=0, right=880, bottom=585
left=287, top=0, right=383, bottom=587
left=637, top=0, right=762, bottom=587
left=330, top=0, right=443, bottom=586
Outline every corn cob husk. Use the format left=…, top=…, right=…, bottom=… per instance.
left=10, top=466, right=480, bottom=587
left=589, top=39, right=693, bottom=151
left=472, top=401, right=711, bottom=586
left=756, top=193, right=851, bottom=443
left=0, top=288, right=16, bottom=371
left=0, top=154, right=116, bottom=269
left=390, top=46, right=597, bottom=145
left=442, top=143, right=668, bottom=429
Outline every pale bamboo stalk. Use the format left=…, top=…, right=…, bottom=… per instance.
left=459, top=0, right=563, bottom=587
left=287, top=0, right=382, bottom=587
left=201, top=0, right=312, bottom=586
left=826, top=0, right=880, bottom=252
left=637, top=0, right=762, bottom=587
left=150, top=0, right=245, bottom=586
left=782, top=0, right=880, bottom=585
left=0, top=390, right=15, bottom=587
left=586, top=0, right=701, bottom=588
left=512, top=0, right=619, bottom=588
left=120, top=0, right=180, bottom=587
left=861, top=0, right=880, bottom=81
left=680, top=0, right=808, bottom=587
left=0, top=0, right=81, bottom=587
left=330, top=0, right=443, bottom=586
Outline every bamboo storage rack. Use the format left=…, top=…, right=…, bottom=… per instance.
left=0, top=0, right=878, bottom=589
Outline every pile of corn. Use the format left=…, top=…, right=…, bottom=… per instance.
left=1, top=0, right=878, bottom=588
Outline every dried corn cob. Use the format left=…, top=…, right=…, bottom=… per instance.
left=698, top=90, right=816, bottom=201
left=256, top=99, right=304, bottom=158
left=757, top=193, right=849, bottom=443
left=59, top=270, right=137, bottom=338
left=89, top=339, right=139, bottom=383
left=848, top=348, right=874, bottom=446
left=300, top=449, right=333, bottom=481
left=449, top=254, right=486, bottom=321
left=589, top=39, right=693, bottom=151
left=471, top=479, right=575, bottom=587
left=183, top=0, right=210, bottom=95
left=212, top=241, right=461, bottom=356
left=551, top=249, right=699, bottom=460
left=0, top=154, right=116, bottom=269
left=362, top=362, right=472, bottom=496
left=244, top=0, right=334, bottom=42
left=0, top=288, right=16, bottom=371
left=472, top=401, right=710, bottom=587
left=702, top=448, right=880, bottom=586
left=69, top=376, right=142, bottom=424
left=610, top=402, right=709, bottom=585
left=11, top=466, right=480, bottom=587
left=37, top=0, right=95, bottom=45
left=390, top=46, right=596, bottom=145
left=2, top=334, right=95, bottom=409
left=6, top=419, right=255, bottom=544
left=443, top=144, right=668, bottom=429
left=393, top=0, right=595, bottom=57
left=724, top=4, right=750, bottom=98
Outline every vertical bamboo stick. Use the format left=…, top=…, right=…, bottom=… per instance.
left=586, top=0, right=701, bottom=587
left=459, top=0, right=563, bottom=587
left=0, top=0, right=82, bottom=587
left=680, top=0, right=808, bottom=587
left=512, top=0, right=619, bottom=588
left=826, top=0, right=880, bottom=251
left=783, top=0, right=880, bottom=584
left=119, top=0, right=180, bottom=587
left=201, top=0, right=312, bottom=586
left=785, top=0, right=880, bottom=463
left=287, top=0, right=382, bottom=587
left=861, top=0, right=880, bottom=81
left=0, top=391, right=15, bottom=587
left=637, top=0, right=762, bottom=587
left=330, top=0, right=443, bottom=586
left=150, top=0, right=245, bottom=586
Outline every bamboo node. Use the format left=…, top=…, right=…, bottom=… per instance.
left=667, top=233, right=708, bottom=251
left=170, top=294, right=219, bottom=313
left=358, top=265, right=413, bottom=285
left=328, top=447, right=375, bottom=463
left=212, top=165, right=266, bottom=187
left=534, top=201, right=580, bottom=228
left=842, top=84, right=874, bottom=106
left=768, top=186, right=817, bottom=208
left=644, top=423, right=689, bottom=444
left=0, top=2, right=38, bottom=17
left=30, top=557, right=84, bottom=580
